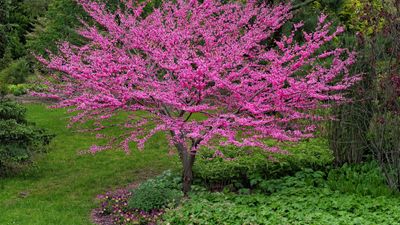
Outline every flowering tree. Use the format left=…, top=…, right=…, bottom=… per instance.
left=37, top=0, right=358, bottom=194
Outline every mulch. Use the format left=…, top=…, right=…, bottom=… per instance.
left=5, top=94, right=59, bottom=104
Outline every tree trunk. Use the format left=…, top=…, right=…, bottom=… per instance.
left=174, top=141, right=196, bottom=197
left=182, top=153, right=195, bottom=196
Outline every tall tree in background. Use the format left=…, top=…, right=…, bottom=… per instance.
left=0, top=0, right=50, bottom=70
left=0, top=0, right=10, bottom=65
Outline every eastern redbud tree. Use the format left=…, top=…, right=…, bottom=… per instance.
left=37, top=0, right=358, bottom=194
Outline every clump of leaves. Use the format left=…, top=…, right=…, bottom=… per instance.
left=327, top=161, right=394, bottom=196
left=128, top=171, right=183, bottom=212
left=193, top=138, right=333, bottom=191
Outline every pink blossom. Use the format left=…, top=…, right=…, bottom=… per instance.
left=37, top=0, right=358, bottom=155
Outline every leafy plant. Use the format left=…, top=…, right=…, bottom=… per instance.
left=128, top=171, right=183, bottom=212
left=193, top=138, right=333, bottom=191
left=162, top=176, right=400, bottom=225
left=7, top=84, right=29, bottom=96
left=0, top=100, right=54, bottom=176
left=0, top=58, right=31, bottom=85
left=327, top=161, right=394, bottom=196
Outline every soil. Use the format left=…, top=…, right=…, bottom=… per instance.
left=5, top=94, right=59, bottom=104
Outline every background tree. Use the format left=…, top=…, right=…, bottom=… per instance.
left=0, top=0, right=51, bottom=83
left=37, top=0, right=358, bottom=195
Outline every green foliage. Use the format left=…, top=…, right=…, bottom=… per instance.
left=26, top=0, right=163, bottom=55
left=339, top=0, right=385, bottom=34
left=0, top=45, right=13, bottom=71
left=255, top=169, right=326, bottom=194
left=163, top=165, right=400, bottom=225
left=368, top=112, right=400, bottom=190
left=26, top=0, right=87, bottom=55
left=162, top=189, right=400, bottom=225
left=193, top=138, right=333, bottom=190
left=0, top=58, right=31, bottom=84
left=0, top=100, right=27, bottom=122
left=0, top=79, right=8, bottom=98
left=327, top=161, right=394, bottom=196
left=0, top=100, right=54, bottom=176
left=128, top=170, right=183, bottom=212
left=7, top=83, right=29, bottom=96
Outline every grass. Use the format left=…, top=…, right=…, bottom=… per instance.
left=0, top=104, right=178, bottom=225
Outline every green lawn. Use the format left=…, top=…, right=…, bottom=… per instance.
left=0, top=104, right=178, bottom=225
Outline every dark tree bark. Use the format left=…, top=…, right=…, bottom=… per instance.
left=181, top=150, right=195, bottom=196
left=174, top=138, right=196, bottom=196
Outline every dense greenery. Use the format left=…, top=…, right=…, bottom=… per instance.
left=193, top=139, right=333, bottom=191
left=0, top=101, right=54, bottom=176
left=163, top=187, right=400, bottom=224
left=163, top=163, right=400, bottom=225
left=128, top=170, right=183, bottom=212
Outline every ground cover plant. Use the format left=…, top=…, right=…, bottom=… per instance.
left=162, top=164, right=400, bottom=225
left=162, top=187, right=400, bottom=225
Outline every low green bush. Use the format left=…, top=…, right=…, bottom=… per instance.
left=193, top=138, right=333, bottom=190
left=0, top=99, right=26, bottom=122
left=0, top=100, right=54, bottom=176
left=128, top=170, right=183, bottom=212
left=0, top=58, right=31, bottom=85
left=7, top=84, right=29, bottom=96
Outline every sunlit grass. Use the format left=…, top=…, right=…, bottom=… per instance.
left=0, top=104, right=178, bottom=225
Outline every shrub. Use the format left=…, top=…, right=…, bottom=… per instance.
left=193, top=138, right=333, bottom=191
left=128, top=171, right=183, bottom=212
left=0, top=58, right=31, bottom=85
left=0, top=100, right=54, bottom=176
left=7, top=84, right=29, bottom=96
left=0, top=100, right=27, bottom=122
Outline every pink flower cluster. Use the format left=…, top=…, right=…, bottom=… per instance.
left=37, top=0, right=358, bottom=153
